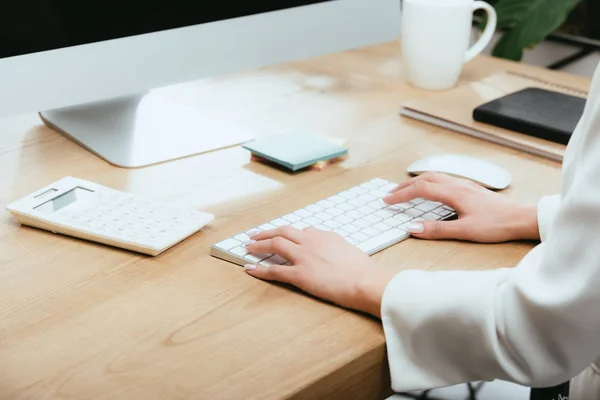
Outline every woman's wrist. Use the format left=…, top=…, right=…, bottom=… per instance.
left=510, top=204, right=540, bottom=241
left=353, top=267, right=398, bottom=318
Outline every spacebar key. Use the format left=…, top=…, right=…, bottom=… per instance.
left=356, top=229, right=409, bottom=254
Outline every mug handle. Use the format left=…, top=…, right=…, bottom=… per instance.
left=464, top=1, right=497, bottom=62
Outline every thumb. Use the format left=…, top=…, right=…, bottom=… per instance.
left=406, top=219, right=465, bottom=240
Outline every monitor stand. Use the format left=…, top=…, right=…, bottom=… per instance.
left=39, top=87, right=254, bottom=168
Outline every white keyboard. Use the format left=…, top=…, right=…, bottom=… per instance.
left=211, top=178, right=456, bottom=266
left=6, top=177, right=214, bottom=256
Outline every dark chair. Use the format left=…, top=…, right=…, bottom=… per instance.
left=529, top=382, right=570, bottom=400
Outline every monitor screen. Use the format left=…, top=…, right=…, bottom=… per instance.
left=0, top=1, right=333, bottom=59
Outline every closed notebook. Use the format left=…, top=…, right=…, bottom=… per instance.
left=473, top=87, right=586, bottom=145
left=400, top=71, right=591, bottom=162
left=243, top=133, right=348, bottom=171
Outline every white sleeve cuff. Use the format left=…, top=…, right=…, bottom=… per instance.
left=380, top=268, right=511, bottom=392
left=537, top=195, right=561, bottom=242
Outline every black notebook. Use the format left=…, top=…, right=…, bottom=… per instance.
left=473, top=87, right=586, bottom=145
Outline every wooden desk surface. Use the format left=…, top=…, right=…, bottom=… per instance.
left=0, top=42, right=584, bottom=400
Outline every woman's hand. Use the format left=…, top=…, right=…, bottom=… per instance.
left=244, top=227, right=397, bottom=318
left=384, top=172, right=539, bottom=243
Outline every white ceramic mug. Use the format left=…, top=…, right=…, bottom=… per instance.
left=401, top=0, right=497, bottom=90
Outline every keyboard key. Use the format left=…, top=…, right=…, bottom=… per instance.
left=271, top=218, right=290, bottom=227
left=346, top=237, right=360, bottom=245
left=361, top=227, right=381, bottom=237
left=230, top=246, right=249, bottom=257
left=245, top=253, right=271, bottom=263
left=375, top=209, right=397, bottom=219
left=354, top=219, right=372, bottom=229
left=367, top=200, right=387, bottom=210
left=339, top=191, right=357, bottom=200
left=315, top=212, right=333, bottom=221
left=338, top=203, right=355, bottom=212
left=405, top=208, right=424, bottom=218
left=215, top=238, right=241, bottom=251
left=234, top=233, right=250, bottom=242
left=363, top=214, right=382, bottom=223
left=346, top=210, right=364, bottom=220
left=334, top=229, right=349, bottom=238
left=324, top=220, right=342, bottom=229
left=307, top=204, right=324, bottom=213
left=351, top=232, right=369, bottom=242
left=443, top=205, right=456, bottom=212
left=389, top=202, right=413, bottom=211
left=327, top=195, right=346, bottom=204
left=335, top=215, right=353, bottom=224
left=358, top=194, right=377, bottom=203
left=371, top=178, right=389, bottom=187
left=315, top=224, right=332, bottom=231
left=357, top=228, right=408, bottom=253
left=294, top=209, right=312, bottom=218
left=360, top=181, right=379, bottom=190
left=381, top=182, right=398, bottom=193
left=260, top=255, right=288, bottom=267
left=391, top=213, right=412, bottom=223
left=348, top=198, right=365, bottom=207
left=304, top=217, right=322, bottom=226
left=410, top=198, right=425, bottom=205
left=349, top=186, right=367, bottom=195
left=341, top=224, right=360, bottom=234
left=372, top=190, right=388, bottom=198
left=357, top=206, right=375, bottom=215
left=292, top=222, right=310, bottom=230
left=384, top=218, right=404, bottom=227
left=416, top=201, right=439, bottom=212
left=373, top=222, right=392, bottom=232
left=283, top=213, right=302, bottom=223
left=423, top=212, right=441, bottom=221
left=326, top=208, right=344, bottom=217
left=258, top=223, right=276, bottom=231
left=435, top=209, right=454, bottom=217
left=317, top=200, right=334, bottom=209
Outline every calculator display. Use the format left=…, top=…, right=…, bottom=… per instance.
left=34, top=187, right=94, bottom=212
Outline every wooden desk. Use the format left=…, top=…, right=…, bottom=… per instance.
left=0, top=42, right=584, bottom=400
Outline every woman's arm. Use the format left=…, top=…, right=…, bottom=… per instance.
left=246, top=64, right=600, bottom=393
left=381, top=66, right=600, bottom=391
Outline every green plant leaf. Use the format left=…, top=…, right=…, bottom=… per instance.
left=490, top=0, right=584, bottom=61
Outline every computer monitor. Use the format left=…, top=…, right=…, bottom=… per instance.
left=0, top=1, right=399, bottom=167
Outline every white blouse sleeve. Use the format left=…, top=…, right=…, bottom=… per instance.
left=381, top=65, right=600, bottom=392
left=537, top=195, right=561, bottom=242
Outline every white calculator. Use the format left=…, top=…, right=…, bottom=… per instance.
left=6, top=177, right=214, bottom=256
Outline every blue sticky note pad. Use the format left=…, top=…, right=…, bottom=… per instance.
left=243, top=133, right=348, bottom=171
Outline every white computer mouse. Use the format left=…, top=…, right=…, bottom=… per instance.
left=406, top=154, right=512, bottom=190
